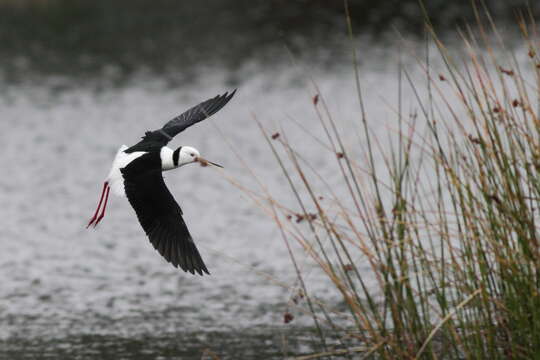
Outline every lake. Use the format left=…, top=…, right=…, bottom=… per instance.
left=0, top=2, right=535, bottom=358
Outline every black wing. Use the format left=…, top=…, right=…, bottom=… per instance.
left=162, top=89, right=236, bottom=138
left=125, top=90, right=236, bottom=153
left=121, top=153, right=209, bottom=275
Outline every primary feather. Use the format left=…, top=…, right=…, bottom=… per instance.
left=125, top=90, right=236, bottom=153
left=162, top=90, right=236, bottom=136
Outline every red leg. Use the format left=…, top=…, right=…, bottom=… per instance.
left=87, top=182, right=108, bottom=228
left=93, top=185, right=110, bottom=228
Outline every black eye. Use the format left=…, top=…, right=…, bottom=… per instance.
left=190, top=153, right=195, bottom=157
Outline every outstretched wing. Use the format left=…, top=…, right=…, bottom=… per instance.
left=125, top=90, right=236, bottom=153
left=162, top=89, right=236, bottom=138
left=120, top=153, right=209, bottom=275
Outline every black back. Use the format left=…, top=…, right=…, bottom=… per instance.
left=121, top=153, right=209, bottom=275
left=126, top=90, right=236, bottom=153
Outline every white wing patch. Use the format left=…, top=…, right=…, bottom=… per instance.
left=107, top=145, right=146, bottom=197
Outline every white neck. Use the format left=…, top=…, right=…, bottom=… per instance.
left=160, top=147, right=176, bottom=171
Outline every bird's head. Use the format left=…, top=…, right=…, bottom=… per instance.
left=173, top=146, right=223, bottom=168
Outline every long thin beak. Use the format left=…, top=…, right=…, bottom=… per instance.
left=197, top=157, right=223, bottom=168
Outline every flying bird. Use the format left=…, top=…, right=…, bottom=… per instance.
left=87, top=90, right=236, bottom=275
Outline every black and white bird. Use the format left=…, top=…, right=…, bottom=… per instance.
left=87, top=90, right=236, bottom=275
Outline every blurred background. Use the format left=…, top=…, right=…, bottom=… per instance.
left=1, top=0, right=538, bottom=82
left=1, top=1, right=538, bottom=359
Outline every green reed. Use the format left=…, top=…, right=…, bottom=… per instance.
left=226, top=9, right=540, bottom=360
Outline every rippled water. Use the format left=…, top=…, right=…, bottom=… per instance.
left=0, top=37, right=532, bottom=358
left=0, top=62, right=379, bottom=358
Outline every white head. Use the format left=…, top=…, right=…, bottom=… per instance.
left=161, top=146, right=222, bottom=171
left=175, top=146, right=200, bottom=167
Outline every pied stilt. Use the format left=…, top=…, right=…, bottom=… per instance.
left=87, top=90, right=236, bottom=275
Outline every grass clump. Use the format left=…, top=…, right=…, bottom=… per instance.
left=229, top=8, right=540, bottom=360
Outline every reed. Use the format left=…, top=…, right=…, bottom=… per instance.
left=229, top=8, right=540, bottom=360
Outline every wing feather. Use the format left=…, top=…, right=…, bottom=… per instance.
left=124, top=90, right=236, bottom=153
left=121, top=154, right=209, bottom=275
left=161, top=89, right=236, bottom=138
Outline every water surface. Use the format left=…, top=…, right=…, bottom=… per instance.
left=0, top=12, right=534, bottom=357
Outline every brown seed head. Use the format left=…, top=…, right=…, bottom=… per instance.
left=468, top=135, right=481, bottom=145
left=284, top=312, right=294, bottom=324
left=343, top=264, right=354, bottom=272
left=499, top=67, right=514, bottom=76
